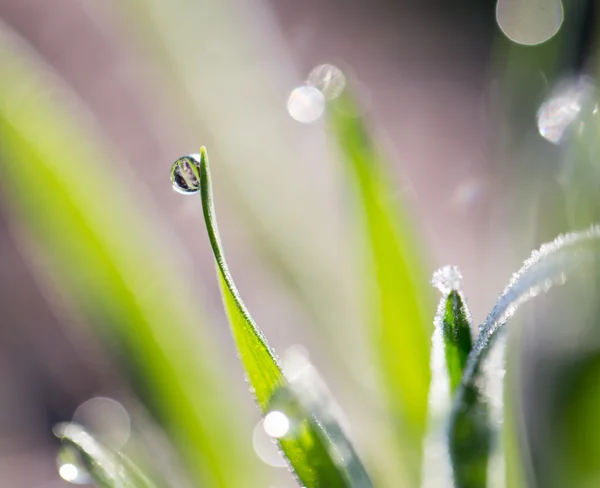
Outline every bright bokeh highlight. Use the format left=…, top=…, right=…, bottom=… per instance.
left=537, top=78, right=594, bottom=144
left=287, top=85, right=325, bottom=123
left=263, top=410, right=291, bottom=438
left=252, top=420, right=287, bottom=467
left=496, top=0, right=564, bottom=45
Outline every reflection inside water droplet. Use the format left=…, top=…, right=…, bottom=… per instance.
left=263, top=410, right=290, bottom=438
left=170, top=154, right=201, bottom=194
left=431, top=265, right=463, bottom=295
left=287, top=85, right=325, bottom=123
left=56, top=445, right=91, bottom=485
left=308, top=64, right=346, bottom=100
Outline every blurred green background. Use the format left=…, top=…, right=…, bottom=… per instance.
left=1, top=0, right=599, bottom=487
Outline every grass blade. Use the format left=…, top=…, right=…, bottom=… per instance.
left=449, top=226, right=600, bottom=487
left=327, top=90, right=433, bottom=477
left=0, top=29, right=258, bottom=487
left=442, top=291, right=473, bottom=393
left=282, top=348, right=373, bottom=488
left=119, top=0, right=360, bottom=371
left=55, top=423, right=157, bottom=488
left=431, top=266, right=474, bottom=395
left=198, top=147, right=372, bottom=488
left=422, top=266, right=474, bottom=487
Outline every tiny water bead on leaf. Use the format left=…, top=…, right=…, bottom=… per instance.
left=170, top=154, right=201, bottom=194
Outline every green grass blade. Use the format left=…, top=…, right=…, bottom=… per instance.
left=327, top=90, right=432, bottom=476
left=199, top=147, right=284, bottom=405
left=442, top=290, right=473, bottom=394
left=198, top=148, right=372, bottom=488
left=449, top=226, right=600, bottom=488
left=56, top=423, right=157, bottom=488
left=119, top=0, right=362, bottom=372
left=430, top=266, right=474, bottom=396
left=422, top=267, right=474, bottom=486
left=0, top=29, right=258, bottom=488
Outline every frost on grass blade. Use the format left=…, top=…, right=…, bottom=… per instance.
left=195, top=148, right=372, bottom=488
left=422, top=266, right=473, bottom=488
left=54, top=423, right=156, bottom=488
left=431, top=265, right=473, bottom=394
left=449, top=226, right=600, bottom=488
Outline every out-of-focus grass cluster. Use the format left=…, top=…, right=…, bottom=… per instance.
left=2, top=1, right=600, bottom=487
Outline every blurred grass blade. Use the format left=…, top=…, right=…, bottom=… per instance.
left=198, top=148, right=372, bottom=488
left=56, top=423, right=156, bottom=488
left=282, top=348, right=373, bottom=487
left=449, top=226, right=600, bottom=487
left=0, top=29, right=258, bottom=487
left=327, top=89, right=433, bottom=476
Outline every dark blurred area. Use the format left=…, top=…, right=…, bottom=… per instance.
left=1, top=0, right=599, bottom=487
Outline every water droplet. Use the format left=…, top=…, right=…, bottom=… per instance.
left=307, top=64, right=346, bottom=100
left=56, top=445, right=91, bottom=485
left=72, top=397, right=131, bottom=450
left=431, top=265, right=463, bottom=295
left=170, top=154, right=201, bottom=194
left=538, top=97, right=583, bottom=144
left=537, top=78, right=594, bottom=144
left=263, top=410, right=290, bottom=438
left=287, top=85, right=325, bottom=123
left=496, top=0, right=564, bottom=45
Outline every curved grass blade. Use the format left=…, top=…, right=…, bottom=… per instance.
left=198, top=147, right=372, bottom=488
left=55, top=423, right=157, bottom=488
left=449, top=226, right=600, bottom=488
left=327, top=89, right=432, bottom=477
left=120, top=0, right=360, bottom=374
left=0, top=29, right=258, bottom=488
